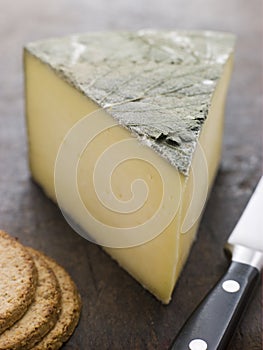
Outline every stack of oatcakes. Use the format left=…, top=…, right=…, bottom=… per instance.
left=0, top=230, right=81, bottom=349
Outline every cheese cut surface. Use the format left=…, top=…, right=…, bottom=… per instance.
left=24, top=30, right=235, bottom=303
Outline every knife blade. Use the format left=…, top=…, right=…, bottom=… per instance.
left=170, top=176, right=263, bottom=350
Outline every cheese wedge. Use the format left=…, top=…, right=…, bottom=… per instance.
left=24, top=30, right=235, bottom=303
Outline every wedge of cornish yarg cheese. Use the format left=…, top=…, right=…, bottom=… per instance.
left=24, top=30, right=235, bottom=303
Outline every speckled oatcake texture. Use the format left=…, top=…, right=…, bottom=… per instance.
left=31, top=250, right=81, bottom=350
left=0, top=230, right=37, bottom=335
left=0, top=248, right=61, bottom=350
left=25, top=30, right=235, bottom=175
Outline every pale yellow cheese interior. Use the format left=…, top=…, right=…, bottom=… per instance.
left=24, top=51, right=233, bottom=303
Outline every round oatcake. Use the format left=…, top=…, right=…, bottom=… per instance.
left=31, top=249, right=81, bottom=350
left=0, top=230, right=37, bottom=334
left=0, top=248, right=61, bottom=350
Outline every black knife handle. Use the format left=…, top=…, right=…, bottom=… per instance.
left=169, top=261, right=259, bottom=350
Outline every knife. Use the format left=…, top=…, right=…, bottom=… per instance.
left=170, top=176, right=263, bottom=350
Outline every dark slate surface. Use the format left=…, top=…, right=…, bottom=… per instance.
left=0, top=0, right=262, bottom=349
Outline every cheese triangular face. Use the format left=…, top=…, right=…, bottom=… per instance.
left=24, top=30, right=235, bottom=303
